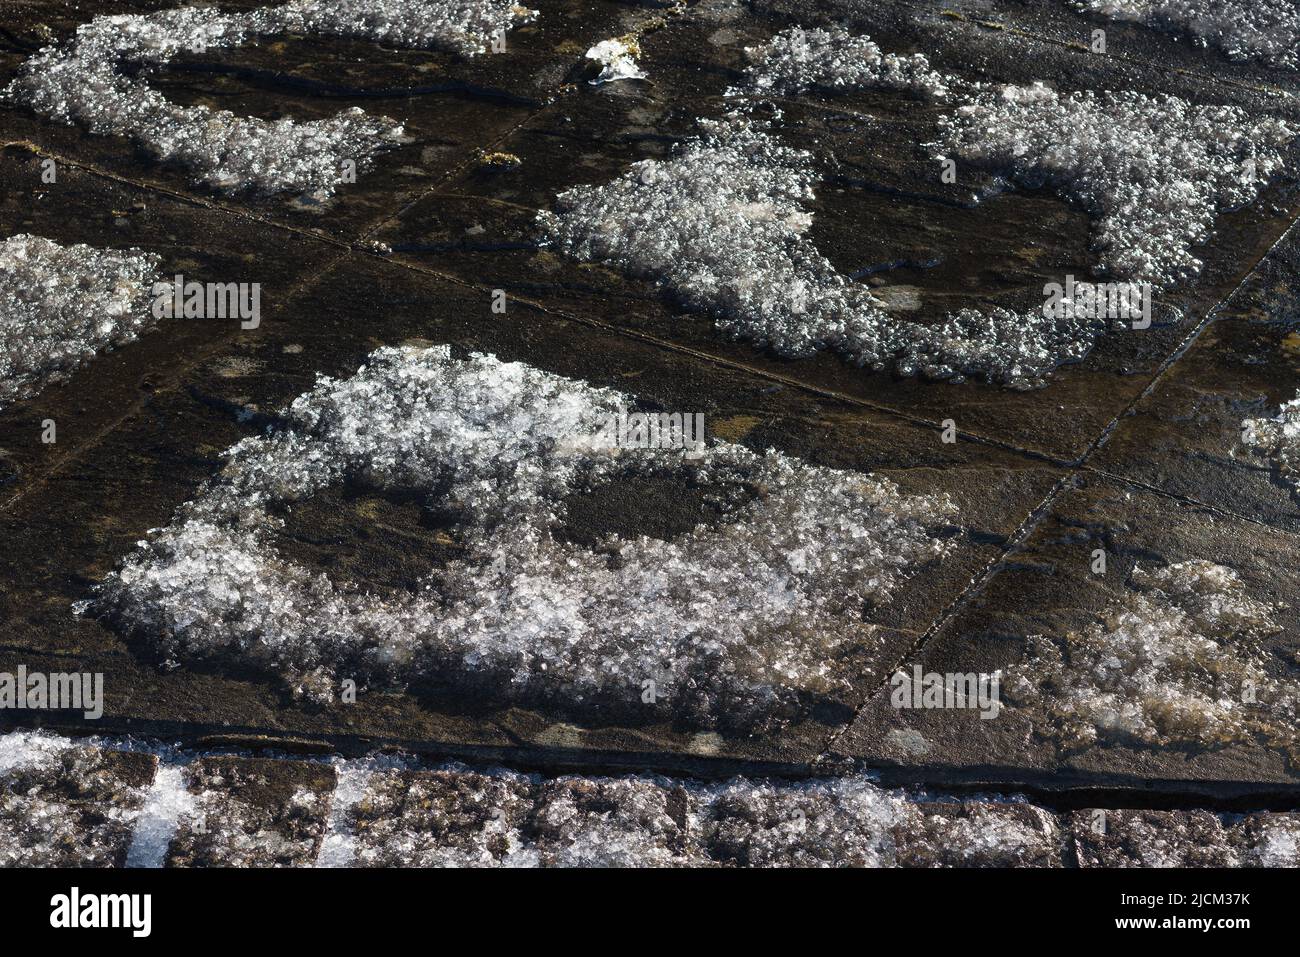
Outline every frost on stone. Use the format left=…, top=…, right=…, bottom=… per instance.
left=729, top=25, right=950, bottom=99
left=4, top=1, right=538, bottom=196
left=342, top=762, right=538, bottom=867
left=533, top=776, right=703, bottom=867
left=1241, top=392, right=1300, bottom=500
left=702, top=778, right=1060, bottom=867
left=1010, top=561, right=1299, bottom=760
left=166, top=757, right=333, bottom=867
left=0, top=730, right=153, bottom=867
left=0, top=234, right=161, bottom=409
left=329, top=759, right=1061, bottom=867
left=541, top=117, right=1111, bottom=388
left=1072, top=809, right=1240, bottom=867
left=585, top=36, right=645, bottom=84
left=1077, top=1, right=1300, bottom=70
left=1235, top=812, right=1300, bottom=867
left=1072, top=809, right=1300, bottom=867
left=88, top=345, right=956, bottom=734
left=938, top=82, right=1293, bottom=286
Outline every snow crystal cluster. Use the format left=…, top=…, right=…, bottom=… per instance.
left=0, top=731, right=149, bottom=867
left=167, top=761, right=330, bottom=866
left=4, top=732, right=1296, bottom=867
left=1077, top=1, right=1300, bottom=71
left=0, top=234, right=161, bottom=409
left=328, top=758, right=1061, bottom=867
left=88, top=345, right=956, bottom=733
left=1242, top=392, right=1300, bottom=499
left=1011, top=561, right=1298, bottom=758
left=730, top=25, right=950, bottom=99
left=4, top=0, right=538, bottom=196
left=541, top=117, right=1114, bottom=388
left=1073, top=807, right=1300, bottom=867
left=585, top=37, right=645, bottom=85
left=938, top=82, right=1294, bottom=286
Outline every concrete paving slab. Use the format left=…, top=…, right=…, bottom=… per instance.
left=165, top=753, right=334, bottom=866
left=0, top=253, right=1063, bottom=773
left=1091, top=224, right=1300, bottom=531
left=829, top=473, right=1300, bottom=799
left=0, top=0, right=680, bottom=244
left=0, top=143, right=332, bottom=506
left=374, top=0, right=1300, bottom=461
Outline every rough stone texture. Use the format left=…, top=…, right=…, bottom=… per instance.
left=0, top=732, right=156, bottom=866
left=2, top=0, right=1300, bottom=866
left=164, top=754, right=334, bottom=867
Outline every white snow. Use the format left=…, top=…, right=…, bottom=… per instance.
left=938, top=82, right=1293, bottom=286
left=124, top=761, right=194, bottom=868
left=1242, top=392, right=1300, bottom=499
left=4, top=1, right=538, bottom=196
left=730, top=25, right=950, bottom=99
left=0, top=234, right=161, bottom=409
left=1077, top=1, right=1300, bottom=70
left=89, top=345, right=956, bottom=733
left=585, top=37, right=646, bottom=85
left=541, top=116, right=1114, bottom=388
left=1012, top=561, right=1297, bottom=756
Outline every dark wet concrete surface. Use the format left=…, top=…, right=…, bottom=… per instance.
left=2, top=0, right=1300, bottom=831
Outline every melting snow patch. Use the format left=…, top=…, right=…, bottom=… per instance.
left=585, top=36, right=645, bottom=84
left=0, top=234, right=161, bottom=409
left=0, top=730, right=152, bottom=867
left=1077, top=1, right=1300, bottom=70
left=1011, top=560, right=1298, bottom=759
left=88, top=345, right=955, bottom=733
left=329, top=759, right=1061, bottom=867
left=730, top=25, right=950, bottom=99
left=542, top=116, right=1120, bottom=388
left=938, top=82, right=1293, bottom=286
left=4, top=1, right=538, bottom=196
left=124, top=761, right=193, bottom=868
left=1242, top=393, right=1300, bottom=499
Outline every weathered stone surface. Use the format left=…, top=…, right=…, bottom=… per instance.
left=1069, top=808, right=1300, bottom=867
left=165, top=754, right=334, bottom=867
left=831, top=474, right=1300, bottom=798
left=2, top=0, right=1300, bottom=865
left=0, top=732, right=155, bottom=866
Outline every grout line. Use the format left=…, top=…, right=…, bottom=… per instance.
left=814, top=199, right=1300, bottom=763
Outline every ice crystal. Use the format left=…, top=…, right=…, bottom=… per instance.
left=585, top=37, right=645, bottom=84
left=1011, top=561, right=1298, bottom=758
left=1237, top=813, right=1300, bottom=866
left=0, top=731, right=150, bottom=867
left=166, top=759, right=332, bottom=866
left=0, top=234, right=161, bottom=409
left=2, top=734, right=1294, bottom=867
left=330, top=759, right=1061, bottom=867
left=89, top=345, right=955, bottom=733
left=1242, top=392, right=1300, bottom=499
left=541, top=117, right=1111, bottom=388
left=730, top=25, right=949, bottom=99
left=4, top=1, right=538, bottom=195
left=124, top=762, right=193, bottom=868
left=938, top=82, right=1293, bottom=286
left=1077, top=1, right=1300, bottom=70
